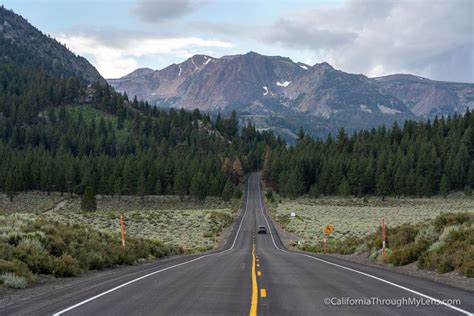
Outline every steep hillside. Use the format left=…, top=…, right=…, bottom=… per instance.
left=372, top=74, right=474, bottom=117
left=0, top=6, right=104, bottom=83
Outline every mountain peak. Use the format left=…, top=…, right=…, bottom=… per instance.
left=313, top=62, right=334, bottom=70
left=123, top=68, right=154, bottom=78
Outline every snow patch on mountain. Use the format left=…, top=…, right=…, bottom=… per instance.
left=191, top=57, right=198, bottom=70
left=378, top=105, right=401, bottom=114
left=360, top=104, right=372, bottom=113
left=262, top=86, right=269, bottom=96
left=276, top=81, right=291, bottom=87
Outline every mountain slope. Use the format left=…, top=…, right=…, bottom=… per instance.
left=109, top=52, right=416, bottom=140
left=371, top=74, right=474, bottom=117
left=0, top=6, right=105, bottom=83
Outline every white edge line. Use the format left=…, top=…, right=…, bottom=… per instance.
left=256, top=177, right=472, bottom=316
left=53, top=179, right=252, bottom=315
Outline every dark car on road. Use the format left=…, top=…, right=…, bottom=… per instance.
left=258, top=226, right=267, bottom=234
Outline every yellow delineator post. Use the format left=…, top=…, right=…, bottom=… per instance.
left=120, top=213, right=125, bottom=248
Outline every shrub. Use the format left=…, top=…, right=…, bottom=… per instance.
left=386, top=224, right=420, bottom=248
left=52, top=254, right=81, bottom=277
left=428, top=241, right=445, bottom=252
left=415, top=225, right=439, bottom=243
left=265, top=190, right=273, bottom=200
left=433, top=213, right=470, bottom=232
left=233, top=188, right=242, bottom=199
left=439, top=225, right=460, bottom=242
left=418, top=225, right=473, bottom=276
left=0, top=272, right=27, bottom=289
left=461, top=248, right=474, bottom=277
left=13, top=239, right=54, bottom=274
left=388, top=240, right=430, bottom=266
left=0, top=259, right=34, bottom=282
left=354, top=242, right=370, bottom=254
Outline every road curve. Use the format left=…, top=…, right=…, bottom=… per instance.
left=1, top=173, right=473, bottom=315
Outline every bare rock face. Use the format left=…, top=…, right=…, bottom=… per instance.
left=108, top=52, right=414, bottom=122
left=371, top=74, right=474, bottom=117
left=0, top=6, right=105, bottom=83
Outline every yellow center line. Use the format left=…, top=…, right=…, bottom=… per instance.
left=249, top=243, right=258, bottom=316
left=260, top=289, right=267, bottom=298
left=257, top=271, right=261, bottom=276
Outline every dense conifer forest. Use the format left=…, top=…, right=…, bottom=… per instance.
left=0, top=60, right=472, bottom=201
left=0, top=63, right=282, bottom=200
left=263, top=112, right=474, bottom=198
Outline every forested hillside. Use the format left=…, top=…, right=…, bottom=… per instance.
left=263, top=112, right=474, bottom=198
left=0, top=6, right=104, bottom=83
left=0, top=62, right=283, bottom=201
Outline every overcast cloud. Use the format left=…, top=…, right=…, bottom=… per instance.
left=132, top=0, right=203, bottom=23
left=262, top=0, right=473, bottom=82
left=15, top=0, right=471, bottom=81
left=57, top=30, right=232, bottom=78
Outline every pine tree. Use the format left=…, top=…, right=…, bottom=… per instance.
left=285, top=170, right=304, bottom=199
left=338, top=179, right=351, bottom=197
left=173, top=170, right=189, bottom=201
left=232, top=158, right=244, bottom=185
left=190, top=172, right=207, bottom=201
left=137, top=174, right=146, bottom=201
left=439, top=174, right=449, bottom=198
left=233, top=187, right=243, bottom=199
left=222, top=180, right=234, bottom=201
left=464, top=185, right=472, bottom=197
left=309, top=184, right=320, bottom=199
left=81, top=186, right=96, bottom=211
left=154, top=179, right=162, bottom=195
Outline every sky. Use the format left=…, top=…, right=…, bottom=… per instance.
left=2, top=0, right=473, bottom=82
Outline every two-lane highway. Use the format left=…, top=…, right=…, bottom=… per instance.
left=1, top=173, right=472, bottom=315
left=252, top=174, right=473, bottom=315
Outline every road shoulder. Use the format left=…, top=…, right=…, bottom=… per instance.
left=265, top=204, right=474, bottom=292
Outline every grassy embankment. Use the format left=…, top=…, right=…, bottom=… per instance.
left=0, top=193, right=240, bottom=288
left=265, top=192, right=474, bottom=277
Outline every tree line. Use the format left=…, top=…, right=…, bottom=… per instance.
left=263, top=111, right=474, bottom=198
left=2, top=60, right=472, bottom=203
left=0, top=62, right=283, bottom=204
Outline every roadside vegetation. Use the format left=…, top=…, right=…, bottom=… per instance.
left=0, top=214, right=181, bottom=289
left=1, top=193, right=241, bottom=252
left=267, top=193, right=474, bottom=277
left=0, top=192, right=241, bottom=289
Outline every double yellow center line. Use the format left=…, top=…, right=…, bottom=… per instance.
left=249, top=242, right=258, bottom=316
left=250, top=239, right=267, bottom=315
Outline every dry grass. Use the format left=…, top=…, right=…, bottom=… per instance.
left=0, top=193, right=241, bottom=252
left=267, top=194, right=474, bottom=243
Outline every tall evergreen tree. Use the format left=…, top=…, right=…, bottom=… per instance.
left=81, top=186, right=97, bottom=211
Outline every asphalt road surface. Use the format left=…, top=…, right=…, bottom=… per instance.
left=1, top=173, right=473, bottom=315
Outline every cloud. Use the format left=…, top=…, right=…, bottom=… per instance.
left=260, top=0, right=473, bottom=82
left=57, top=32, right=232, bottom=78
left=132, top=0, right=205, bottom=23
